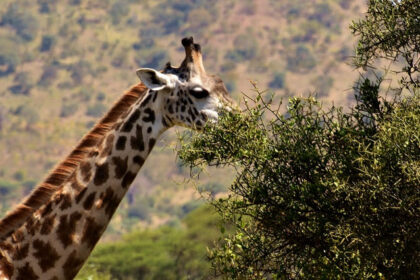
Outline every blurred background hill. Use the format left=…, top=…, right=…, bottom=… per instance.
left=0, top=0, right=368, bottom=277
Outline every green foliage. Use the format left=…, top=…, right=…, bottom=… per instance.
left=287, top=44, right=317, bottom=72
left=178, top=82, right=419, bottom=278
left=109, top=1, right=130, bottom=25
left=40, top=35, right=56, bottom=52
left=1, top=3, right=39, bottom=41
left=313, top=75, right=333, bottom=97
left=60, top=102, right=79, bottom=118
left=268, top=72, right=286, bottom=89
left=198, top=182, right=226, bottom=196
left=86, top=102, right=107, bottom=117
left=0, top=36, right=20, bottom=76
left=0, top=180, right=17, bottom=196
left=13, top=104, right=40, bottom=125
left=38, top=65, right=58, bottom=87
left=134, top=48, right=169, bottom=70
left=187, top=8, right=212, bottom=33
left=77, top=205, right=228, bottom=280
left=9, top=72, right=34, bottom=95
left=351, top=0, right=420, bottom=88
left=225, top=34, right=258, bottom=63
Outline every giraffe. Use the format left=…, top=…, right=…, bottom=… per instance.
left=0, top=37, right=233, bottom=280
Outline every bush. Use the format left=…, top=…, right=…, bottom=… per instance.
left=86, top=103, right=107, bottom=117
left=187, top=8, right=212, bottom=33
left=9, top=72, right=34, bottom=95
left=0, top=180, right=17, bottom=196
left=13, top=104, right=40, bottom=125
left=109, top=1, right=129, bottom=25
left=351, top=0, right=420, bottom=88
left=1, top=4, right=39, bottom=41
left=198, top=182, right=226, bottom=196
left=225, top=34, right=258, bottom=63
left=287, top=44, right=316, bottom=72
left=268, top=72, right=286, bottom=89
left=179, top=81, right=419, bottom=279
left=60, top=102, right=79, bottom=118
left=313, top=75, right=333, bottom=97
left=134, top=48, right=169, bottom=69
left=0, top=36, right=20, bottom=76
left=40, top=35, right=56, bottom=52
left=38, top=64, right=58, bottom=87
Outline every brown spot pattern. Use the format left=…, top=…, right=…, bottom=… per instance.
left=70, top=174, right=84, bottom=192
left=40, top=214, right=56, bottom=235
left=16, top=262, right=38, bottom=280
left=81, top=217, right=103, bottom=249
left=80, top=161, right=92, bottom=182
left=130, top=124, right=145, bottom=151
left=148, top=138, right=156, bottom=151
left=102, top=188, right=120, bottom=219
left=116, top=136, right=127, bottom=150
left=112, top=156, right=128, bottom=179
left=93, top=162, right=109, bottom=186
left=0, top=255, right=13, bottom=279
left=133, top=155, right=145, bottom=166
left=33, top=239, right=59, bottom=272
left=63, top=250, right=84, bottom=280
left=11, top=229, right=24, bottom=243
left=100, top=134, right=115, bottom=158
left=40, top=202, right=53, bottom=217
left=75, top=188, right=87, bottom=204
left=122, top=171, right=136, bottom=189
left=14, top=243, right=29, bottom=260
left=26, top=218, right=41, bottom=236
left=83, top=192, right=96, bottom=210
left=58, top=193, right=72, bottom=211
left=56, top=212, right=82, bottom=248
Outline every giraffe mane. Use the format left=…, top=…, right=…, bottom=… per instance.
left=0, top=83, right=148, bottom=241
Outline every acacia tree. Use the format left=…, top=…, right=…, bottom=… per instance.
left=351, top=0, right=420, bottom=89
left=178, top=0, right=419, bottom=279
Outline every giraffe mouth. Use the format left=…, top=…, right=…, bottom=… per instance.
left=201, top=109, right=219, bottom=123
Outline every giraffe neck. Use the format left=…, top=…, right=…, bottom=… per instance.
left=0, top=89, right=168, bottom=280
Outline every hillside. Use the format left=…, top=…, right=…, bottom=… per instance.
left=0, top=0, right=366, bottom=237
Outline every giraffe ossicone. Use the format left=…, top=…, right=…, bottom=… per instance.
left=0, top=37, right=233, bottom=280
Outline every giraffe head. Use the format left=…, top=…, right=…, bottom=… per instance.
left=136, top=37, right=234, bottom=129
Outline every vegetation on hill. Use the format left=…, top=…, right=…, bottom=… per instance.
left=76, top=205, right=230, bottom=280
left=0, top=0, right=366, bottom=236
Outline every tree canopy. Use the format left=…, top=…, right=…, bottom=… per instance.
left=178, top=0, right=420, bottom=278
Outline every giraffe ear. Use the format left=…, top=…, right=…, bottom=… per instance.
left=136, top=68, right=172, bottom=91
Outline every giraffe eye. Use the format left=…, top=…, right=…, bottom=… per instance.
left=190, top=87, right=209, bottom=99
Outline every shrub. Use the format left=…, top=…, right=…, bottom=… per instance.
left=60, top=103, right=79, bottom=118
left=313, top=75, right=333, bottom=97
left=1, top=4, right=39, bottom=41
left=13, top=104, right=40, bottom=125
left=86, top=103, right=107, bottom=117
left=178, top=82, right=419, bottom=279
left=0, top=180, right=17, bottom=196
left=0, top=36, right=20, bottom=76
left=287, top=44, right=316, bottom=72
left=38, top=65, right=58, bottom=87
left=9, top=72, right=34, bottom=95
left=134, top=49, right=169, bottom=69
left=187, top=8, right=212, bottom=33
left=225, top=34, right=258, bottom=63
left=268, top=72, right=286, bottom=89
left=109, top=1, right=129, bottom=25
left=40, top=35, right=56, bottom=52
